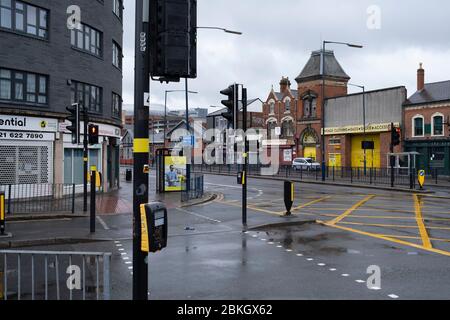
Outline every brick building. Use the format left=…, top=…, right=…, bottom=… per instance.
left=403, top=64, right=450, bottom=175
left=262, top=49, right=406, bottom=168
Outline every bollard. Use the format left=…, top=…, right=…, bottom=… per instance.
left=284, top=181, right=294, bottom=216
left=0, top=191, right=5, bottom=235
left=90, top=170, right=96, bottom=233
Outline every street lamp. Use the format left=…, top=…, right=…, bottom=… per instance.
left=349, top=83, right=367, bottom=174
left=321, top=41, right=363, bottom=181
left=197, top=26, right=243, bottom=35
left=164, top=89, right=198, bottom=147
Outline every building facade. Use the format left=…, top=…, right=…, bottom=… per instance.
left=404, top=64, right=450, bottom=175
left=262, top=49, right=406, bottom=167
left=0, top=0, right=123, bottom=190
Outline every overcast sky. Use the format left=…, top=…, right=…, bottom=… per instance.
left=121, top=0, right=450, bottom=112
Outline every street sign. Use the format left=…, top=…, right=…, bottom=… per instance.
left=182, top=135, right=195, bottom=147
left=418, top=170, right=425, bottom=189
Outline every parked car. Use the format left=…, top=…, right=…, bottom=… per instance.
left=292, top=158, right=321, bottom=171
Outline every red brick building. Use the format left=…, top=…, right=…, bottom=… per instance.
left=403, top=64, right=450, bottom=175
left=263, top=49, right=406, bottom=168
left=263, top=50, right=350, bottom=165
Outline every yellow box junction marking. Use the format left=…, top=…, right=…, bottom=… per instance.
left=414, top=194, right=432, bottom=249
left=318, top=220, right=450, bottom=257
left=328, top=195, right=375, bottom=226
left=140, top=204, right=149, bottom=253
left=291, top=196, right=332, bottom=213
left=134, top=138, right=149, bottom=154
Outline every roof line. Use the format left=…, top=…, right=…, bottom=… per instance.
left=325, top=86, right=406, bottom=101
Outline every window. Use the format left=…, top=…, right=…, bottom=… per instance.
left=0, top=0, right=48, bottom=39
left=285, top=99, right=291, bottom=112
left=267, top=120, right=277, bottom=139
left=112, top=41, right=122, bottom=69
left=0, top=68, right=47, bottom=104
left=432, top=114, right=444, bottom=136
left=70, top=81, right=102, bottom=113
left=112, top=92, right=122, bottom=118
left=70, top=23, right=103, bottom=57
left=303, top=97, right=317, bottom=118
left=281, top=119, right=294, bottom=138
left=413, top=116, right=424, bottom=137
left=269, top=101, right=275, bottom=114
left=113, top=0, right=123, bottom=20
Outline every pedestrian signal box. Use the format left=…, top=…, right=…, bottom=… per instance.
left=237, top=171, right=246, bottom=185
left=140, top=202, right=168, bottom=253
left=284, top=181, right=295, bottom=216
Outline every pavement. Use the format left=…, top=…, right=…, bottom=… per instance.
left=1, top=173, right=450, bottom=300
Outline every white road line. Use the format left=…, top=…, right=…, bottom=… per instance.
left=342, top=274, right=350, bottom=277
left=388, top=294, right=399, bottom=299
left=355, top=280, right=365, bottom=284
left=296, top=254, right=303, bottom=257
left=286, top=249, right=293, bottom=252
left=175, top=207, right=222, bottom=223
left=118, top=248, right=125, bottom=251
left=116, top=244, right=123, bottom=247
left=96, top=216, right=110, bottom=230
left=318, top=263, right=326, bottom=267
left=125, top=261, right=132, bottom=265
left=329, top=268, right=337, bottom=272
left=369, top=287, right=381, bottom=291
left=122, top=257, right=129, bottom=260
left=268, top=242, right=274, bottom=245
left=276, top=245, right=283, bottom=248
left=307, top=258, right=314, bottom=261
left=260, top=239, right=267, bottom=241
left=120, top=253, right=127, bottom=256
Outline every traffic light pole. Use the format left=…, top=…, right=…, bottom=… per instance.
left=390, top=122, right=395, bottom=188
left=242, top=87, right=248, bottom=228
left=83, top=107, right=88, bottom=213
left=133, top=0, right=150, bottom=301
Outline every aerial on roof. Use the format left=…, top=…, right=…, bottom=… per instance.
left=405, top=80, right=450, bottom=105
left=295, top=50, right=350, bottom=83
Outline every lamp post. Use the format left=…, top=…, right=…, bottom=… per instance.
left=349, top=83, right=366, bottom=174
left=197, top=26, right=242, bottom=35
left=321, top=41, right=363, bottom=181
left=164, top=89, right=198, bottom=147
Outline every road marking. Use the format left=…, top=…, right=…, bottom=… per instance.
left=328, top=195, right=376, bottom=226
left=291, top=196, right=332, bottom=213
left=318, top=263, right=326, bottom=267
left=370, top=287, right=381, bottom=291
left=175, top=207, right=222, bottom=223
left=388, top=294, right=399, bottom=299
left=342, top=274, right=350, bottom=277
left=8, top=218, right=72, bottom=224
left=116, top=244, right=123, bottom=247
left=96, top=216, right=110, bottom=230
left=296, top=254, right=303, bottom=257
left=329, top=268, right=337, bottom=272
left=318, top=220, right=450, bottom=257
left=414, top=194, right=432, bottom=249
left=122, top=257, right=129, bottom=260
left=337, top=221, right=450, bottom=231
left=286, top=249, right=293, bottom=252
left=378, top=234, right=450, bottom=243
left=307, top=258, right=314, bottom=261
left=277, top=245, right=283, bottom=248
left=355, top=280, right=365, bottom=283
left=125, top=261, right=132, bottom=265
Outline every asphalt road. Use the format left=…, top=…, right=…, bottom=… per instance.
left=3, top=174, right=450, bottom=300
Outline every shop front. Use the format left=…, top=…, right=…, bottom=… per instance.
left=0, top=115, right=58, bottom=185
left=60, top=121, right=121, bottom=191
left=405, top=141, right=450, bottom=176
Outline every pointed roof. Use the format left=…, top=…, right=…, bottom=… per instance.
left=295, top=50, right=350, bottom=83
left=404, top=80, right=450, bottom=106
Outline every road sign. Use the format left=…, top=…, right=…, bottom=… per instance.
left=182, top=135, right=195, bottom=147
left=418, top=170, right=425, bottom=189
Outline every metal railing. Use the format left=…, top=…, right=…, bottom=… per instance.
left=192, top=164, right=445, bottom=189
left=0, top=250, right=111, bottom=300
left=0, top=184, right=75, bottom=215
left=181, top=174, right=204, bottom=202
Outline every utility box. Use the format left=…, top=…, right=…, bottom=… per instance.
left=140, top=202, right=168, bottom=253
left=126, top=169, right=132, bottom=182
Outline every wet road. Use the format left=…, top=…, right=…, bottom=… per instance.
left=7, top=173, right=450, bottom=300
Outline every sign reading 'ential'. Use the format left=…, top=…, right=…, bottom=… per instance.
left=0, top=115, right=58, bottom=132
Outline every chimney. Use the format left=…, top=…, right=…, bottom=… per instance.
left=417, top=63, right=425, bottom=91
left=279, top=76, right=291, bottom=94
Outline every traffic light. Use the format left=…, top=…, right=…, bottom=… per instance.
left=88, top=124, right=99, bottom=145
left=66, top=103, right=80, bottom=144
left=150, top=0, right=197, bottom=81
left=392, top=126, right=401, bottom=146
left=220, top=84, right=238, bottom=129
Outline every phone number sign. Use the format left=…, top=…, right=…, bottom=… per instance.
left=0, top=131, right=55, bottom=141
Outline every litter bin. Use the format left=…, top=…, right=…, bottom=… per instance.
left=126, top=169, right=132, bottom=182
